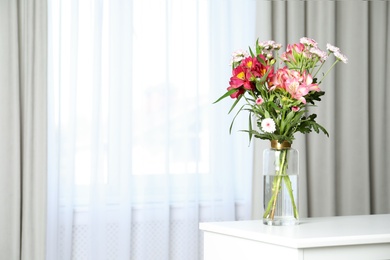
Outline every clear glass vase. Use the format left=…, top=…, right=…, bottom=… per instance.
left=263, top=140, right=299, bottom=226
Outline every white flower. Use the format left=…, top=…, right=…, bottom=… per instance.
left=309, top=47, right=328, bottom=61
left=334, top=51, right=348, bottom=64
left=262, top=49, right=273, bottom=58
left=300, top=37, right=318, bottom=47
left=258, top=40, right=282, bottom=51
left=258, top=40, right=274, bottom=50
left=326, top=43, right=340, bottom=53
left=272, top=43, right=282, bottom=50
left=261, top=118, right=276, bottom=133
left=230, top=50, right=249, bottom=65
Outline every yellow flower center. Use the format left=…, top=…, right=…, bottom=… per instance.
left=237, top=71, right=245, bottom=80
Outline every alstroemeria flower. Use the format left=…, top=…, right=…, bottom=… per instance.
left=241, top=57, right=257, bottom=75
left=270, top=67, right=296, bottom=91
left=241, top=56, right=271, bottom=80
left=280, top=43, right=305, bottom=63
left=271, top=67, right=320, bottom=103
left=228, top=55, right=274, bottom=99
left=285, top=77, right=309, bottom=103
left=261, top=118, right=276, bottom=133
left=229, top=65, right=253, bottom=91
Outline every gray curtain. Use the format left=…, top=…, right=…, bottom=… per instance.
left=0, top=0, right=47, bottom=259
left=253, top=1, right=390, bottom=218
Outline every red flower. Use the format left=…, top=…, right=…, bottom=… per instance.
left=228, top=55, right=273, bottom=99
left=229, top=65, right=253, bottom=91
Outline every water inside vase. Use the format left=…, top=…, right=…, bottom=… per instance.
left=263, top=174, right=299, bottom=226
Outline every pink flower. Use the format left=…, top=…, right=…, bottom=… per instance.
left=287, top=43, right=305, bottom=53
left=292, top=106, right=300, bottom=112
left=281, top=43, right=305, bottom=63
left=284, top=78, right=309, bottom=103
left=256, top=96, right=264, bottom=105
left=261, top=118, right=276, bottom=133
left=271, top=67, right=320, bottom=104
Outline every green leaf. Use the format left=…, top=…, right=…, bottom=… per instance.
left=213, top=89, right=238, bottom=104
left=228, top=94, right=243, bottom=114
left=316, top=122, right=329, bottom=137
left=249, top=46, right=255, bottom=57
left=248, top=112, right=253, bottom=143
left=305, top=91, right=325, bottom=105
left=285, top=110, right=295, bottom=122
left=264, top=110, right=270, bottom=118
left=295, top=113, right=329, bottom=137
left=280, top=120, right=286, bottom=134
left=229, top=104, right=246, bottom=134
left=255, top=39, right=261, bottom=56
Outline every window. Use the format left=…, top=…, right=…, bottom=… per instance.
left=47, top=0, right=256, bottom=259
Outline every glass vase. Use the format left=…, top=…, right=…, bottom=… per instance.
left=263, top=140, right=299, bottom=226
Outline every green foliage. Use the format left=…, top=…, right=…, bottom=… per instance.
left=213, top=37, right=348, bottom=145
left=214, top=85, right=330, bottom=144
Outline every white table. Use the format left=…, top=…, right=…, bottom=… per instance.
left=199, top=214, right=390, bottom=260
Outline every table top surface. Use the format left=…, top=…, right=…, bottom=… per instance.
left=199, top=214, right=390, bottom=248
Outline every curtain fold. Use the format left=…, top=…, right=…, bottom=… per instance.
left=254, top=0, right=390, bottom=218
left=0, top=0, right=47, bottom=259
left=47, top=0, right=255, bottom=259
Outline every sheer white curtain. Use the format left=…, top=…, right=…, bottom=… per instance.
left=47, top=0, right=255, bottom=259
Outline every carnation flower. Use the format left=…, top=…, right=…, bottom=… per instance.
left=256, top=96, right=264, bottom=105
left=258, top=40, right=275, bottom=50
left=262, top=50, right=273, bottom=59
left=300, top=37, right=318, bottom=47
left=261, top=118, right=276, bottom=133
left=230, top=50, right=250, bottom=65
left=309, top=47, right=328, bottom=61
left=291, top=106, right=300, bottom=112
left=334, top=51, right=348, bottom=64
left=326, top=43, right=340, bottom=53
left=258, top=41, right=282, bottom=57
left=272, top=43, right=282, bottom=50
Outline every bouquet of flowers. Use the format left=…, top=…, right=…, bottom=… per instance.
left=214, top=37, right=347, bottom=223
left=214, top=37, right=347, bottom=144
